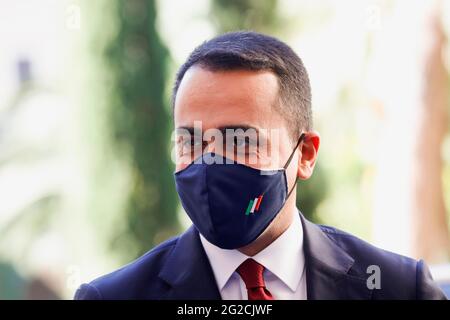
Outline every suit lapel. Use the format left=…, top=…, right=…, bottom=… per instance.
left=300, top=212, right=372, bottom=300
left=158, top=225, right=221, bottom=299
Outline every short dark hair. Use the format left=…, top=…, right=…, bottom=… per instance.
left=172, top=31, right=312, bottom=140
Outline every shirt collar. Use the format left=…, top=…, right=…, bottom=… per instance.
left=200, top=207, right=305, bottom=292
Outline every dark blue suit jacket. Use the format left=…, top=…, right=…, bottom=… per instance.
left=75, top=212, right=446, bottom=300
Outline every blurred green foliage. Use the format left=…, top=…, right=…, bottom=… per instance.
left=102, top=0, right=180, bottom=259
left=211, top=0, right=281, bottom=33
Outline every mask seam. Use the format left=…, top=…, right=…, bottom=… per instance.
left=203, top=162, right=217, bottom=236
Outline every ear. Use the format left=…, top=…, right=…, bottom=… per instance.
left=297, top=131, right=320, bottom=180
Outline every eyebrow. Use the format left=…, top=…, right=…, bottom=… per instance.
left=175, top=125, right=261, bottom=136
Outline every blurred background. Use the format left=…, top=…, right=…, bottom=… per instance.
left=0, top=0, right=450, bottom=299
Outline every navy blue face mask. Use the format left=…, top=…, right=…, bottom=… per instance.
left=174, top=133, right=305, bottom=249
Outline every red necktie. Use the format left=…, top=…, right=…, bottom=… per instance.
left=236, top=258, right=274, bottom=300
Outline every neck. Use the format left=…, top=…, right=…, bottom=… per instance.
left=238, top=199, right=296, bottom=256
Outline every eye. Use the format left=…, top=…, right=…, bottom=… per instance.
left=193, top=139, right=203, bottom=147
left=231, top=136, right=258, bottom=154
left=178, top=138, right=190, bottom=149
left=178, top=136, right=202, bottom=147
left=233, top=136, right=247, bottom=148
left=177, top=136, right=203, bottom=156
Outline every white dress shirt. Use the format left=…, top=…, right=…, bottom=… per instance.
left=200, top=207, right=307, bottom=300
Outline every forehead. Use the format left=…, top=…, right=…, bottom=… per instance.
left=174, top=66, right=281, bottom=129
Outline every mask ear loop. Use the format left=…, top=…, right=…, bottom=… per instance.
left=283, top=133, right=305, bottom=170
left=283, top=133, right=306, bottom=200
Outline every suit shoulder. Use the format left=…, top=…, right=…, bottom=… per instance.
left=317, top=224, right=446, bottom=299
left=318, top=224, right=416, bottom=266
left=75, top=235, right=179, bottom=299
left=318, top=224, right=419, bottom=297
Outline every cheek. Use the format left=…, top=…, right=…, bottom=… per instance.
left=174, top=152, right=195, bottom=173
left=175, top=161, right=188, bottom=173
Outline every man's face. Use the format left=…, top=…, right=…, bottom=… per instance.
left=174, top=66, right=298, bottom=178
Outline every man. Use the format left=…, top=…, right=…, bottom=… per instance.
left=75, top=31, right=446, bottom=300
